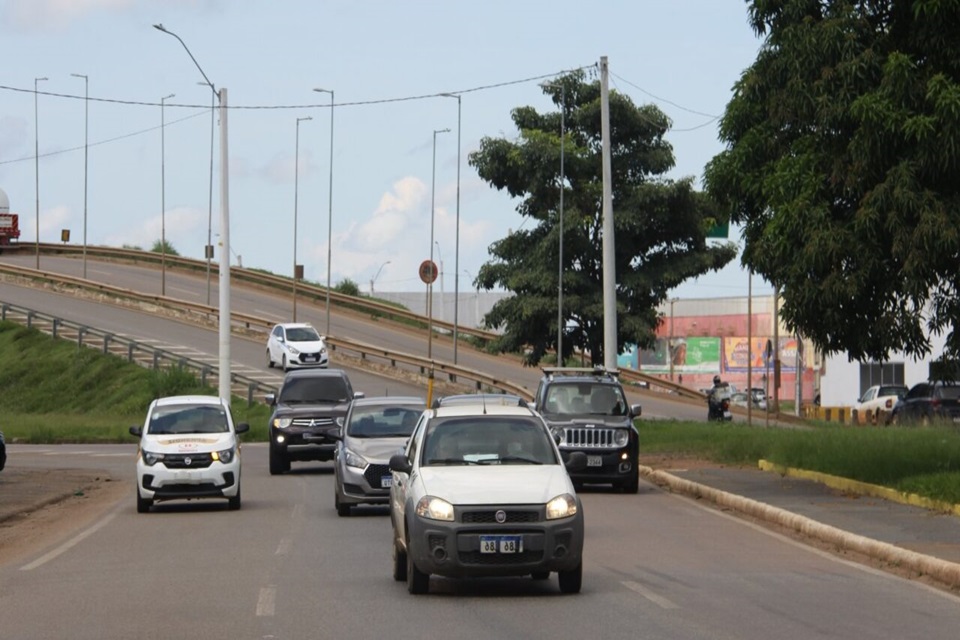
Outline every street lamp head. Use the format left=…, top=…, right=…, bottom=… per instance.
left=162, top=93, right=175, bottom=101
left=435, top=128, right=451, bottom=135
left=153, top=23, right=169, bottom=33
left=35, top=77, right=48, bottom=83
left=313, top=87, right=333, bottom=95
left=297, top=116, right=313, bottom=123
left=71, top=73, right=87, bottom=80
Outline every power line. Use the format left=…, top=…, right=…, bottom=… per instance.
left=610, top=72, right=719, bottom=118
left=0, top=64, right=597, bottom=110
left=609, top=76, right=720, bottom=133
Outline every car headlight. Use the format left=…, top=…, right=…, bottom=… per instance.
left=415, top=496, right=455, bottom=521
left=614, top=429, right=630, bottom=447
left=343, top=448, right=366, bottom=469
left=551, top=427, right=566, bottom=445
left=272, top=417, right=293, bottom=429
left=546, top=493, right=578, bottom=520
left=142, top=450, right=165, bottom=466
left=286, top=345, right=301, bottom=355
left=213, top=447, right=236, bottom=464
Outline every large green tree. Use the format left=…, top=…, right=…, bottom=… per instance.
left=704, top=0, right=960, bottom=362
left=469, top=71, right=737, bottom=366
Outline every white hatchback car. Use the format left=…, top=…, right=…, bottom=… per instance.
left=389, top=403, right=587, bottom=595
left=129, top=395, right=248, bottom=513
left=267, top=323, right=329, bottom=371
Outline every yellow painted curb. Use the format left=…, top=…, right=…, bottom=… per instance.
left=757, top=460, right=960, bottom=517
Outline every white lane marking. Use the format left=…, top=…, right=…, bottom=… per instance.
left=20, top=511, right=119, bottom=571
left=91, top=453, right=136, bottom=457
left=42, top=451, right=94, bottom=456
left=275, top=537, right=292, bottom=556
left=256, top=586, right=277, bottom=616
left=622, top=580, right=680, bottom=609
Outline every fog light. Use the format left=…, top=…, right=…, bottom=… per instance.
left=276, top=435, right=286, bottom=444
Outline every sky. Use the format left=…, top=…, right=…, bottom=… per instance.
left=0, top=0, right=771, bottom=300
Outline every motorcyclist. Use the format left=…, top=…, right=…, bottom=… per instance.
left=707, top=375, right=731, bottom=421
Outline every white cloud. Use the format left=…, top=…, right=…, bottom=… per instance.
left=260, top=150, right=316, bottom=185
left=103, top=205, right=204, bottom=252
left=3, top=0, right=136, bottom=31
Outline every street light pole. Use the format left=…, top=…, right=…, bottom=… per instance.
left=428, top=128, right=450, bottom=360
left=370, top=260, right=391, bottom=295
left=34, top=76, right=47, bottom=270
left=154, top=23, right=232, bottom=404
left=160, top=93, right=175, bottom=296
left=313, top=88, right=335, bottom=337
left=434, top=240, right=444, bottom=322
left=198, top=81, right=216, bottom=306
left=71, top=73, right=89, bottom=279
left=440, top=93, right=462, bottom=363
left=293, top=116, right=312, bottom=322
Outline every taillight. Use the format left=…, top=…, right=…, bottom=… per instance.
left=885, top=398, right=894, bottom=409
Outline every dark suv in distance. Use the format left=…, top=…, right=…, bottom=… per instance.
left=533, top=367, right=642, bottom=493
left=266, top=368, right=364, bottom=475
left=890, top=380, right=960, bottom=426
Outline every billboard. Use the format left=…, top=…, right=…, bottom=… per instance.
left=628, top=337, right=721, bottom=374
left=722, top=337, right=800, bottom=372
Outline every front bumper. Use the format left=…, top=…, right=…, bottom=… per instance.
left=337, top=460, right=392, bottom=505
left=272, top=427, right=338, bottom=461
left=407, top=503, right=584, bottom=578
left=561, top=448, right=636, bottom=484
left=136, top=459, right=240, bottom=500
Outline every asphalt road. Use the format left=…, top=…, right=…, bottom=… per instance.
left=3, top=444, right=960, bottom=640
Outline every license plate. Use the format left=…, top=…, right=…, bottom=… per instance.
left=380, top=476, right=392, bottom=488
left=480, top=535, right=522, bottom=554
left=723, top=411, right=732, bottom=419
left=587, top=455, right=603, bottom=467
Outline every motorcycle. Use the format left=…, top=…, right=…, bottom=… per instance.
left=707, top=386, right=733, bottom=422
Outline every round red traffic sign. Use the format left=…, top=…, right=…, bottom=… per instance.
left=419, top=259, right=438, bottom=284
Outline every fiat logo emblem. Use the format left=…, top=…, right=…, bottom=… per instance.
left=184, top=457, right=192, bottom=466
left=495, top=510, right=506, bottom=523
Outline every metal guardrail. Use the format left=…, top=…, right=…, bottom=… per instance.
left=0, top=265, right=533, bottom=401
left=0, top=301, right=274, bottom=405
left=8, top=243, right=500, bottom=343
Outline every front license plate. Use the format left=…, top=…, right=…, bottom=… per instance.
left=480, top=535, right=522, bottom=554
left=587, top=455, right=603, bottom=467
left=380, top=476, right=392, bottom=488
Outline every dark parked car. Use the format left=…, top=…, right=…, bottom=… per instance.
left=889, top=381, right=960, bottom=426
left=0, top=430, right=6, bottom=472
left=532, top=367, right=642, bottom=493
left=266, top=368, right=364, bottom=475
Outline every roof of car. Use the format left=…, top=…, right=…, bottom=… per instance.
left=281, top=367, right=349, bottom=380
left=275, top=322, right=317, bottom=330
left=350, top=395, right=424, bottom=408
left=431, top=403, right=539, bottom=419
left=431, top=393, right=527, bottom=409
left=152, top=395, right=226, bottom=407
left=540, top=366, right=621, bottom=382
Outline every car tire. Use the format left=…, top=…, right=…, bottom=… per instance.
left=531, top=571, right=550, bottom=580
left=269, top=446, right=290, bottom=475
left=620, top=468, right=640, bottom=495
left=335, top=492, right=351, bottom=517
left=228, top=484, right=241, bottom=511
left=558, top=561, right=582, bottom=594
left=136, top=489, right=152, bottom=514
left=393, top=542, right=407, bottom=582
left=266, top=349, right=274, bottom=369
left=406, top=538, right=429, bottom=594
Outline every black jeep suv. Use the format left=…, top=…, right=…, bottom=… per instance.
left=533, top=367, right=642, bottom=493
left=266, top=368, right=363, bottom=475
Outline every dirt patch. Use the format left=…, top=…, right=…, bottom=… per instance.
left=0, top=468, right=127, bottom=568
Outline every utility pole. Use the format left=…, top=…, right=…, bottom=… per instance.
left=600, top=56, right=617, bottom=371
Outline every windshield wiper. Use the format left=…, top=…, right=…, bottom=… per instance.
left=426, top=458, right=482, bottom=466
left=499, top=455, right=543, bottom=465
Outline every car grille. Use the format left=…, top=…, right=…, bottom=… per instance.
left=561, top=427, right=621, bottom=449
left=291, top=417, right=335, bottom=428
left=363, top=464, right=391, bottom=487
left=162, top=453, right=214, bottom=469
left=461, top=509, right=541, bottom=524
left=458, top=550, right=543, bottom=565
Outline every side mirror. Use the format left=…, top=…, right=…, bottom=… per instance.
left=389, top=453, right=412, bottom=474
left=235, top=423, right=250, bottom=434
left=565, top=451, right=588, bottom=473
left=329, top=428, right=343, bottom=442
left=265, top=393, right=276, bottom=406
left=354, top=392, right=366, bottom=399
left=629, top=404, right=642, bottom=418
left=129, top=425, right=142, bottom=437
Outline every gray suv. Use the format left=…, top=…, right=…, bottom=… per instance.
left=533, top=367, right=642, bottom=493
left=266, top=368, right=363, bottom=475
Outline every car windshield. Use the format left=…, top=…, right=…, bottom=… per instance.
left=937, top=385, right=960, bottom=400
left=286, top=327, right=321, bottom=342
left=347, top=406, right=421, bottom=438
left=279, top=378, right=349, bottom=403
left=878, top=386, right=908, bottom=398
left=421, top=416, right=557, bottom=466
left=147, top=404, right=229, bottom=435
left=542, top=383, right=626, bottom=416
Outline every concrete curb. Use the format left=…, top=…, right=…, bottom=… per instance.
left=639, top=465, right=960, bottom=590
left=757, top=459, right=960, bottom=517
